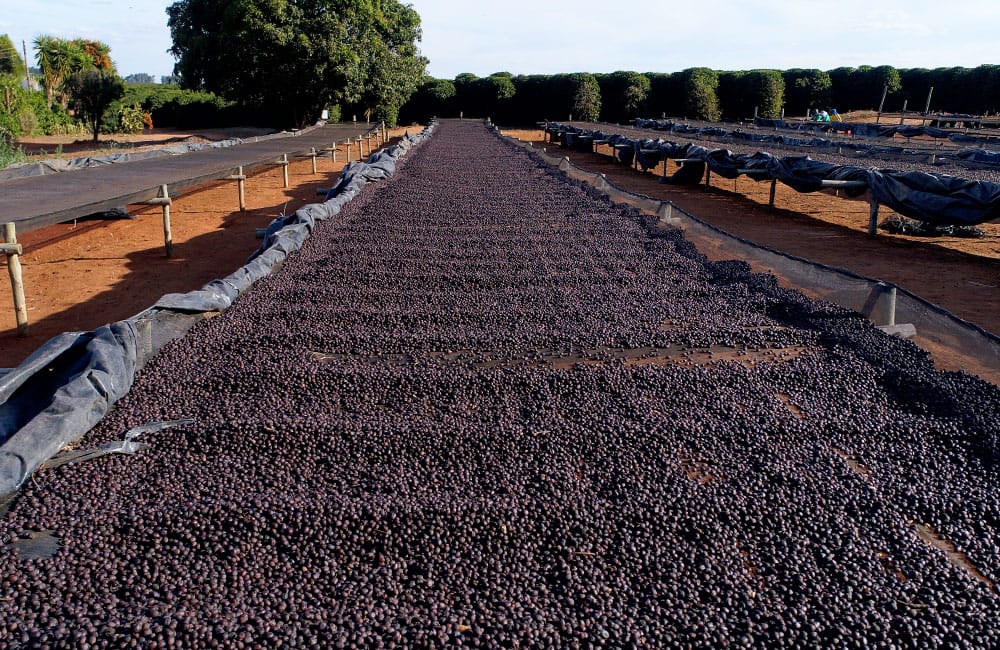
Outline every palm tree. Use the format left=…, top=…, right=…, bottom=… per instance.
left=33, top=36, right=90, bottom=106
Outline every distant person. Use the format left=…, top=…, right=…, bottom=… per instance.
left=811, top=110, right=825, bottom=121
left=819, top=110, right=831, bottom=122
left=829, top=109, right=843, bottom=122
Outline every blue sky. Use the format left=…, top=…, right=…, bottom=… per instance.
left=2, top=0, right=997, bottom=80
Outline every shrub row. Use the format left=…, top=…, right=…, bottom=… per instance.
left=400, top=64, right=1000, bottom=125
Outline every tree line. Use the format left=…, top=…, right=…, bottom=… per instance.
left=399, top=65, right=1000, bottom=125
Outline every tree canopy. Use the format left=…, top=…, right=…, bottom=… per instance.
left=167, top=0, right=426, bottom=128
left=63, top=69, right=125, bottom=142
left=0, top=35, right=26, bottom=80
left=33, top=36, right=114, bottom=105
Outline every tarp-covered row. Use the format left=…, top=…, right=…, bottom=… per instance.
left=0, top=123, right=437, bottom=501
left=0, top=138, right=245, bottom=182
left=548, top=123, right=1000, bottom=226
left=749, top=117, right=1000, bottom=148
left=632, top=118, right=1000, bottom=167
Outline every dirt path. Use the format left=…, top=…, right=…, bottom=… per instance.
left=0, top=127, right=416, bottom=368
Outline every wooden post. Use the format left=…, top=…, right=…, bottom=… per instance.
left=346, top=139, right=352, bottom=161
left=226, top=166, right=247, bottom=211
left=357, top=136, right=364, bottom=160
left=310, top=147, right=318, bottom=174
left=922, top=86, right=934, bottom=126
left=280, top=154, right=290, bottom=188
left=868, top=197, right=880, bottom=237
left=768, top=178, right=777, bottom=210
left=144, top=185, right=174, bottom=257
left=2, top=222, right=28, bottom=336
left=705, top=167, right=711, bottom=188
left=876, top=85, right=888, bottom=123
left=899, top=100, right=908, bottom=125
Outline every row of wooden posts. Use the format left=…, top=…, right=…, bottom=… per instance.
left=1, top=123, right=390, bottom=338
left=543, top=124, right=880, bottom=239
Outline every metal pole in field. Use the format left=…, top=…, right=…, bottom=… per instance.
left=2, top=222, right=28, bottom=336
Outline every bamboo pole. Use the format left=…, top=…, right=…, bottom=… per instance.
left=3, top=222, right=28, bottom=337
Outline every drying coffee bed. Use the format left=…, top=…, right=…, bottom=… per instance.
left=1, top=120, right=999, bottom=648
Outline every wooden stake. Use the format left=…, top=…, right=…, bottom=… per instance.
left=310, top=147, right=318, bottom=174
left=768, top=178, right=777, bottom=210
left=3, top=222, right=28, bottom=337
left=144, top=185, right=174, bottom=257
left=876, top=85, right=888, bottom=124
left=346, top=140, right=352, bottom=161
left=226, top=166, right=247, bottom=211
left=280, top=153, right=290, bottom=188
left=868, top=197, right=880, bottom=237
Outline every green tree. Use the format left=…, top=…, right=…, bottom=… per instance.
left=572, top=73, right=601, bottom=122
left=399, top=76, right=455, bottom=122
left=596, top=71, right=649, bottom=122
left=167, top=0, right=425, bottom=128
left=782, top=68, right=832, bottom=115
left=32, top=36, right=107, bottom=106
left=340, top=0, right=425, bottom=126
left=0, top=34, right=26, bottom=80
left=682, top=68, right=720, bottom=121
left=125, top=73, right=157, bottom=84
left=64, top=69, right=125, bottom=142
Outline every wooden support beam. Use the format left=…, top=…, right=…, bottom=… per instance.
left=144, top=185, right=174, bottom=257
left=346, top=140, right=353, bottom=162
left=310, top=147, right=318, bottom=174
left=769, top=178, right=778, bottom=210
left=3, top=222, right=28, bottom=337
left=868, top=197, right=880, bottom=237
left=279, top=153, right=290, bottom=188
left=225, top=166, right=247, bottom=211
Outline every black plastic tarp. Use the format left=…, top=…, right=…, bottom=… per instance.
left=550, top=122, right=1000, bottom=226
